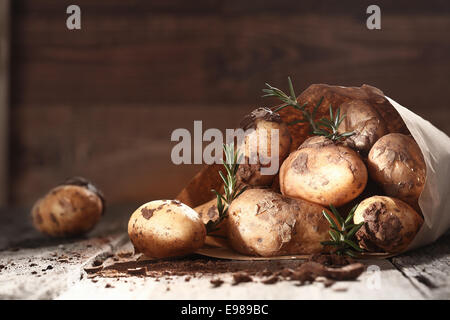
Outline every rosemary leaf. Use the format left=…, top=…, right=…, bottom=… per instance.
left=329, top=204, right=344, bottom=227
left=347, top=222, right=364, bottom=239
left=322, top=210, right=339, bottom=230
left=262, top=77, right=355, bottom=143
left=345, top=204, right=359, bottom=224
left=343, top=239, right=364, bottom=252
left=321, top=204, right=365, bottom=257
left=206, top=143, right=245, bottom=234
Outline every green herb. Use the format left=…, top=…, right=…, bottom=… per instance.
left=206, top=143, right=246, bottom=234
left=320, top=204, right=365, bottom=257
left=312, top=106, right=356, bottom=142
left=262, top=77, right=354, bottom=142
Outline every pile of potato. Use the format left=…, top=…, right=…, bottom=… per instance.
left=126, top=84, right=426, bottom=258
left=32, top=84, right=425, bottom=260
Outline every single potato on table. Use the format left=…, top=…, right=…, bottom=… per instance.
left=354, top=196, right=423, bottom=253
left=31, top=177, right=104, bottom=237
left=227, top=188, right=333, bottom=257
left=128, top=200, right=206, bottom=258
left=280, top=136, right=368, bottom=207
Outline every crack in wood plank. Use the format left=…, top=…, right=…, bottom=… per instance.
left=390, top=232, right=450, bottom=299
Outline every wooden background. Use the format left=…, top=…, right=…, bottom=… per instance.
left=7, top=0, right=450, bottom=206
left=0, top=0, right=9, bottom=206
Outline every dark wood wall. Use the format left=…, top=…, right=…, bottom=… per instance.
left=9, top=0, right=450, bottom=205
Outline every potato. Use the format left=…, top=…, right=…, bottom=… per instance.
left=194, top=197, right=227, bottom=237
left=337, top=177, right=384, bottom=220
left=367, top=133, right=426, bottom=210
left=337, top=100, right=388, bottom=154
left=280, top=136, right=368, bottom=207
left=227, top=189, right=332, bottom=256
left=354, top=196, right=423, bottom=253
left=31, top=177, right=104, bottom=237
left=128, top=200, right=206, bottom=258
left=195, top=197, right=219, bottom=225
left=236, top=107, right=291, bottom=186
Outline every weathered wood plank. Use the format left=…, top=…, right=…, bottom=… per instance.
left=391, top=232, right=450, bottom=299
left=2, top=207, right=449, bottom=300
left=58, top=248, right=424, bottom=300
left=0, top=0, right=9, bottom=206
left=0, top=206, right=131, bottom=299
left=11, top=10, right=450, bottom=107
left=0, top=234, right=128, bottom=299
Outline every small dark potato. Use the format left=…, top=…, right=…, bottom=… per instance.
left=280, top=136, right=368, bottom=207
left=354, top=196, right=423, bottom=253
left=236, top=107, right=291, bottom=186
left=338, top=100, right=388, bottom=154
left=31, top=177, right=104, bottom=237
left=367, top=133, right=426, bottom=210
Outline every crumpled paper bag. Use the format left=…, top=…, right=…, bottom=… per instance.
left=387, top=97, right=450, bottom=250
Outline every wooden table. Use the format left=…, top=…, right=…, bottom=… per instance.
left=0, top=206, right=448, bottom=300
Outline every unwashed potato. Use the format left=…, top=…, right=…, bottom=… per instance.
left=337, top=177, right=385, bottom=220
left=194, top=197, right=227, bottom=238
left=195, top=197, right=219, bottom=225
left=236, top=107, right=291, bottom=186
left=128, top=200, right=206, bottom=258
left=280, top=136, right=368, bottom=207
left=337, top=100, right=388, bottom=154
left=367, top=133, right=426, bottom=210
left=31, top=177, right=104, bottom=237
left=227, top=189, right=333, bottom=257
left=354, top=196, right=423, bottom=253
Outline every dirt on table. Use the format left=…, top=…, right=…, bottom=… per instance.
left=85, top=252, right=365, bottom=288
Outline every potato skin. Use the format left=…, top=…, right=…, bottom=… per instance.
left=337, top=100, right=388, bottom=154
left=227, top=189, right=332, bottom=256
left=128, top=200, right=206, bottom=258
left=280, top=136, right=368, bottom=207
left=31, top=185, right=103, bottom=237
left=194, top=197, right=227, bottom=237
left=367, top=133, right=426, bottom=210
left=237, top=108, right=291, bottom=186
left=354, top=196, right=423, bottom=253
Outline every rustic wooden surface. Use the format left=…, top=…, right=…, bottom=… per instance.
left=8, top=0, right=450, bottom=206
left=0, top=207, right=448, bottom=300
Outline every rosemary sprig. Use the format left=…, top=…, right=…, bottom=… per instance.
left=321, top=204, right=365, bottom=257
left=262, top=77, right=354, bottom=142
left=205, top=143, right=246, bottom=234
left=262, top=77, right=317, bottom=131
left=313, top=106, right=356, bottom=142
